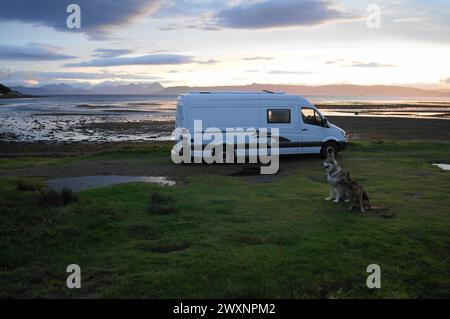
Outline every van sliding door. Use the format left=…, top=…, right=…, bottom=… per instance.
left=260, top=101, right=301, bottom=155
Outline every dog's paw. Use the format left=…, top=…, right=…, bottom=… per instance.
left=333, top=199, right=340, bottom=203
left=324, top=197, right=332, bottom=201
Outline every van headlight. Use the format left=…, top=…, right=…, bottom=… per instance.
left=341, top=129, right=348, bottom=139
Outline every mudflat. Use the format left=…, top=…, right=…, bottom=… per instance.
left=1, top=115, right=449, bottom=157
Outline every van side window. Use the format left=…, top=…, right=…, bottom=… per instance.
left=301, top=108, right=323, bottom=126
left=267, top=109, right=291, bottom=123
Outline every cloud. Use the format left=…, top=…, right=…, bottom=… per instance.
left=149, top=49, right=177, bottom=54
left=34, top=71, right=160, bottom=81
left=0, top=67, right=14, bottom=80
left=168, top=69, right=194, bottom=73
left=350, top=62, right=396, bottom=68
left=159, top=21, right=221, bottom=31
left=0, top=68, right=162, bottom=86
left=267, top=70, right=313, bottom=75
left=155, top=0, right=228, bottom=18
left=215, top=0, right=351, bottom=29
left=0, top=69, right=38, bottom=86
left=393, top=17, right=428, bottom=24
left=92, top=49, right=134, bottom=58
left=0, top=0, right=164, bottom=38
left=65, top=54, right=194, bottom=67
left=196, top=59, right=220, bottom=65
left=0, top=43, right=74, bottom=61
left=243, top=57, right=274, bottom=61
left=324, top=59, right=395, bottom=68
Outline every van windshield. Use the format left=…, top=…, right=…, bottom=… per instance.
left=315, top=109, right=325, bottom=119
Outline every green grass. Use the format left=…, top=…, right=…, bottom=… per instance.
left=0, top=141, right=449, bottom=298
left=0, top=157, right=75, bottom=170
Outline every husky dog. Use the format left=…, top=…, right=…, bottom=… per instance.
left=344, top=172, right=371, bottom=213
left=321, top=153, right=347, bottom=203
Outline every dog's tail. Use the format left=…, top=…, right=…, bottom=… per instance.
left=363, top=191, right=371, bottom=211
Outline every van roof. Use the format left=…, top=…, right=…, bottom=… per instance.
left=180, top=91, right=313, bottom=106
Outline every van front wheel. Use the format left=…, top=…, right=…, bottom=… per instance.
left=320, top=141, right=338, bottom=159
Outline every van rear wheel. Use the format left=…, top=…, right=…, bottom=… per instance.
left=320, top=141, right=338, bottom=159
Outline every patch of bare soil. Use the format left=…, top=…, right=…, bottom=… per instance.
left=78, top=121, right=174, bottom=134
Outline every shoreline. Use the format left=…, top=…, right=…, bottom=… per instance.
left=0, top=94, right=38, bottom=99
left=1, top=98, right=450, bottom=145
left=1, top=116, right=449, bottom=157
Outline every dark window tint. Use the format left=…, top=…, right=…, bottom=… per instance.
left=267, top=109, right=291, bottom=123
left=301, top=108, right=323, bottom=126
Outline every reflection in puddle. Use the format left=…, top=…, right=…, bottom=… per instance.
left=48, top=175, right=176, bottom=192
left=432, top=163, right=450, bottom=171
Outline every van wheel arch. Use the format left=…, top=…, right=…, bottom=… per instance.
left=320, top=141, right=339, bottom=158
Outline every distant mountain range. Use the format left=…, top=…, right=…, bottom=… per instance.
left=88, top=82, right=164, bottom=95
left=11, top=84, right=91, bottom=95
left=158, top=83, right=450, bottom=97
left=7, top=82, right=450, bottom=97
left=11, top=82, right=164, bottom=96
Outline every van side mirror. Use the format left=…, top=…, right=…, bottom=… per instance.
left=322, top=118, right=328, bottom=126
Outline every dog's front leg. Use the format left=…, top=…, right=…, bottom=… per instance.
left=325, top=185, right=333, bottom=201
left=359, top=193, right=366, bottom=213
left=333, top=192, right=340, bottom=203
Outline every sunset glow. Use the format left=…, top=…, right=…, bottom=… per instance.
left=0, top=0, right=449, bottom=89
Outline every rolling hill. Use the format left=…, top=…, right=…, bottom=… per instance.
left=158, top=83, right=449, bottom=97
left=7, top=82, right=450, bottom=97
left=0, top=83, right=32, bottom=98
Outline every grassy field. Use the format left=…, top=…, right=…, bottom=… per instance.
left=0, top=141, right=449, bottom=298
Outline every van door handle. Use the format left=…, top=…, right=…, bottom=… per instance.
left=302, top=129, right=308, bottom=132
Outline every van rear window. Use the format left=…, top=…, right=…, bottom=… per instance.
left=267, top=109, right=291, bottom=123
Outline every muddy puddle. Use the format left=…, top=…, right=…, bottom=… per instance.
left=48, top=175, right=176, bottom=192
left=432, top=163, right=450, bottom=171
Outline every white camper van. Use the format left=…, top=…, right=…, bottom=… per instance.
left=175, top=91, right=348, bottom=158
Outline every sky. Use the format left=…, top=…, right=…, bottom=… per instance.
left=0, top=0, right=449, bottom=89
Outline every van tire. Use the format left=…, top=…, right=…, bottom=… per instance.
left=320, top=141, right=338, bottom=159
